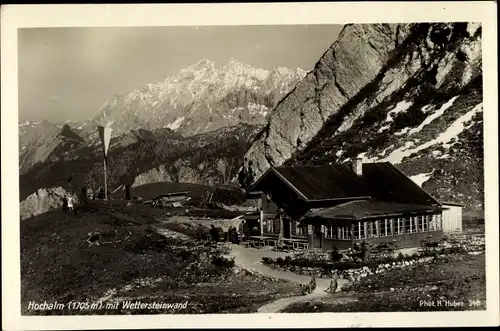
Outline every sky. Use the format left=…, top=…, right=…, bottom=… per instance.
left=18, top=25, right=343, bottom=122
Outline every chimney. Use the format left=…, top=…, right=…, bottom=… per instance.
left=352, top=157, right=363, bottom=176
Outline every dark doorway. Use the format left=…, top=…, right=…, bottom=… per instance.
left=314, top=225, right=322, bottom=248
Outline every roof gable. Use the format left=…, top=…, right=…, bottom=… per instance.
left=247, top=162, right=440, bottom=206
left=361, top=163, right=440, bottom=206
left=274, top=164, right=370, bottom=200
left=304, top=199, right=444, bottom=221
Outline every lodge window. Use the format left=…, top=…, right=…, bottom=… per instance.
left=296, top=222, right=304, bottom=235
left=353, top=222, right=366, bottom=240
left=265, top=218, right=273, bottom=233
left=380, top=218, right=393, bottom=237
left=396, top=217, right=405, bottom=235
left=325, top=225, right=336, bottom=239
left=367, top=221, right=379, bottom=238
left=406, top=216, right=417, bottom=233
left=338, top=225, right=351, bottom=240
left=271, top=218, right=281, bottom=234
left=419, top=215, right=429, bottom=232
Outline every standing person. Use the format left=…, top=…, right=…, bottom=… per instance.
left=331, top=246, right=342, bottom=262
left=231, top=226, right=239, bottom=244
left=327, top=270, right=339, bottom=294
left=209, top=225, right=219, bottom=243
left=67, top=195, right=74, bottom=211
left=360, top=241, right=368, bottom=262
left=98, top=187, right=104, bottom=200
left=125, top=184, right=131, bottom=201
left=227, top=226, right=234, bottom=243
left=62, top=196, right=69, bottom=212
left=243, top=220, right=250, bottom=242
left=238, top=220, right=245, bottom=242
left=80, top=187, right=88, bottom=207
left=196, top=224, right=205, bottom=241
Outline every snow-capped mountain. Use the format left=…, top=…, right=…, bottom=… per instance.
left=84, top=59, right=307, bottom=137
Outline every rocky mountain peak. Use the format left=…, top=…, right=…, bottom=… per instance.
left=86, top=59, right=306, bottom=137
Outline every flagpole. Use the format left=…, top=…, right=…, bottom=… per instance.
left=96, top=121, right=112, bottom=202
left=104, top=157, right=107, bottom=200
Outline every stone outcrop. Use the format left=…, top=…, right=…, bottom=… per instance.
left=244, top=23, right=483, bottom=211
left=20, top=186, right=73, bottom=220
left=244, top=24, right=413, bottom=177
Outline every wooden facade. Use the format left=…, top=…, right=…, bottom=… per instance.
left=245, top=162, right=453, bottom=251
left=246, top=192, right=308, bottom=241
left=441, top=203, right=463, bottom=233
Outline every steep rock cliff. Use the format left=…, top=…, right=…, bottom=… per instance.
left=245, top=23, right=483, bottom=211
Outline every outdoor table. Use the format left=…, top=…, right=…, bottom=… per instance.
left=248, top=236, right=273, bottom=248
left=282, top=238, right=309, bottom=250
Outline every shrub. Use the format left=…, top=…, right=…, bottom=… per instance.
left=261, top=257, right=272, bottom=264
left=211, top=255, right=235, bottom=269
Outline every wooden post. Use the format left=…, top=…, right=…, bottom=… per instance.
left=279, top=214, right=284, bottom=240
left=103, top=158, right=108, bottom=200
left=307, top=224, right=313, bottom=249
left=320, top=225, right=325, bottom=249
left=259, top=210, right=264, bottom=239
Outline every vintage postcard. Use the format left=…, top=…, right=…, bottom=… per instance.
left=1, top=2, right=499, bottom=330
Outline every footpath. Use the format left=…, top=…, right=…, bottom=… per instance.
left=229, top=244, right=349, bottom=313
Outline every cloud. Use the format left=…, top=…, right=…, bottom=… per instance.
left=48, top=95, right=61, bottom=102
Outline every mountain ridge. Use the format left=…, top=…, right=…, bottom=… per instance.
left=78, top=59, right=307, bottom=137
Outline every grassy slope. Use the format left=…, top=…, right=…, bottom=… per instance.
left=283, top=253, right=485, bottom=312
left=21, top=201, right=300, bottom=315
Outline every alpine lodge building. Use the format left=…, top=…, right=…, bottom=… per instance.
left=244, top=158, right=462, bottom=251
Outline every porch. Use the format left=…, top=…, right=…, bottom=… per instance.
left=244, top=211, right=309, bottom=251
left=307, top=213, right=444, bottom=251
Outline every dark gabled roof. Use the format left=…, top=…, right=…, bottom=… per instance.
left=247, top=162, right=440, bottom=206
left=274, top=164, right=371, bottom=201
left=304, top=200, right=444, bottom=221
left=360, top=163, right=439, bottom=206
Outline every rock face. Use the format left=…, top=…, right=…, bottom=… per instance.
left=79, top=59, right=306, bottom=138
left=20, top=186, right=72, bottom=220
left=244, top=23, right=483, bottom=211
left=19, top=124, right=261, bottom=203
left=244, top=24, right=412, bottom=175
left=19, top=121, right=86, bottom=174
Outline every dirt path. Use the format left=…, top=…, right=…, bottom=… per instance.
left=229, top=244, right=349, bottom=313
